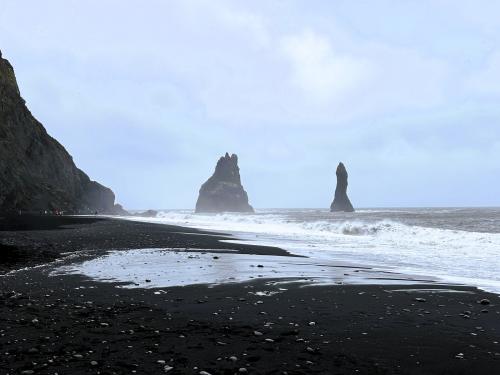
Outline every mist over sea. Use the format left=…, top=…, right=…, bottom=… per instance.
left=128, top=208, right=500, bottom=293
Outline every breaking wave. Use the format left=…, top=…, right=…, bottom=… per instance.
left=154, top=210, right=397, bottom=237
left=125, top=209, right=500, bottom=293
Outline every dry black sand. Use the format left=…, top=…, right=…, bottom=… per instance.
left=1, top=215, right=500, bottom=374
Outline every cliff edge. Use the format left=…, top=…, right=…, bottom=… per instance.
left=0, top=50, right=125, bottom=214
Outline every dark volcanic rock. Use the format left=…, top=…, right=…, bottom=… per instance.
left=0, top=50, right=125, bottom=214
left=195, top=153, right=254, bottom=213
left=330, top=162, right=354, bottom=212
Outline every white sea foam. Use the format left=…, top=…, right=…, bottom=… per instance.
left=120, top=209, right=500, bottom=294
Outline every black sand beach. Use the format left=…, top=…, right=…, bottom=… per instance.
left=1, top=216, right=500, bottom=374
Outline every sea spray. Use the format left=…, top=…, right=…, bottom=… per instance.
left=123, top=208, right=500, bottom=293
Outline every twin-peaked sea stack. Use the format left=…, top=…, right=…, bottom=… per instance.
left=195, top=153, right=254, bottom=213
left=0, top=50, right=126, bottom=214
left=330, top=162, right=355, bottom=212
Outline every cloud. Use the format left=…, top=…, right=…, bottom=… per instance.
left=281, top=30, right=370, bottom=102
left=0, top=1, right=499, bottom=208
left=466, top=51, right=500, bottom=95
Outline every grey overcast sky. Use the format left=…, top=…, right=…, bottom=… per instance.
left=1, top=0, right=499, bottom=209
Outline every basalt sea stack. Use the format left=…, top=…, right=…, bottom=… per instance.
left=0, top=50, right=126, bottom=214
left=195, top=153, right=254, bottom=213
left=330, top=162, right=354, bottom=212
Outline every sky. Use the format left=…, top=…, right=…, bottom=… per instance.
left=1, top=0, right=500, bottom=209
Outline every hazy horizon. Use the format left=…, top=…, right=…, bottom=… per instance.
left=131, top=206, right=500, bottom=212
left=1, top=1, right=500, bottom=209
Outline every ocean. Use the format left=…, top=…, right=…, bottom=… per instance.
left=126, top=208, right=500, bottom=293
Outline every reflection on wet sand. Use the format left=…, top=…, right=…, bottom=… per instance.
left=52, top=247, right=449, bottom=289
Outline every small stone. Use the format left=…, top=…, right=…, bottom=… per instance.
left=264, top=338, right=274, bottom=343
left=164, top=365, right=173, bottom=372
left=157, top=360, right=166, bottom=365
left=239, top=368, right=248, bottom=373
left=90, top=361, right=98, bottom=366
left=145, top=279, right=151, bottom=283
left=199, top=371, right=212, bottom=375
left=31, top=318, right=39, bottom=324
left=414, top=298, right=426, bottom=302
left=229, top=356, right=238, bottom=362
left=73, top=354, right=83, bottom=359
left=254, top=331, right=263, bottom=336
left=308, top=322, right=316, bottom=326
left=479, top=299, right=491, bottom=305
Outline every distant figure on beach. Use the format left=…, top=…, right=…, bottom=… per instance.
left=195, top=153, right=254, bottom=213
left=330, top=162, right=355, bottom=212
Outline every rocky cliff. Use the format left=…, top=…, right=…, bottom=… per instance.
left=0, top=50, right=125, bottom=214
left=195, top=153, right=254, bottom=213
left=330, top=162, right=354, bottom=212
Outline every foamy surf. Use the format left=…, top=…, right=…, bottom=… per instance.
left=120, top=208, right=500, bottom=294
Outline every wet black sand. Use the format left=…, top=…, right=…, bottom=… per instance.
left=0, top=215, right=292, bottom=274
left=1, top=216, right=500, bottom=374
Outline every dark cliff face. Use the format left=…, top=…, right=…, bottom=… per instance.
left=330, top=162, right=354, bottom=212
left=195, top=153, right=254, bottom=213
left=0, top=50, right=125, bottom=214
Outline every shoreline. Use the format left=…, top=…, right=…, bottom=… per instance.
left=1, top=215, right=500, bottom=374
left=122, top=212, right=500, bottom=295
